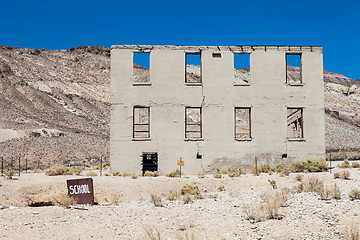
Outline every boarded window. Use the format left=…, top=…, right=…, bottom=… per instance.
left=185, top=53, right=201, bottom=83
left=133, top=106, right=150, bottom=138
left=287, top=108, right=303, bottom=138
left=133, top=52, right=150, bottom=83
left=235, top=108, right=251, bottom=138
left=185, top=107, right=202, bottom=138
left=234, top=53, right=250, bottom=85
left=286, top=53, right=302, bottom=84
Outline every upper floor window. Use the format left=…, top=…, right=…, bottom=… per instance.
left=133, top=52, right=150, bottom=84
left=286, top=53, right=302, bottom=84
left=185, top=53, right=201, bottom=84
left=234, top=53, right=250, bottom=85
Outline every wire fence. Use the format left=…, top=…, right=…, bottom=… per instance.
left=0, top=156, right=109, bottom=177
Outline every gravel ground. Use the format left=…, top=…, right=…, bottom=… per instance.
left=0, top=168, right=359, bottom=239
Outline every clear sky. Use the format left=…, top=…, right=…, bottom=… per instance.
left=1, top=0, right=359, bottom=79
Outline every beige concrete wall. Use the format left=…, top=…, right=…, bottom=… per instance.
left=110, top=45, right=325, bottom=174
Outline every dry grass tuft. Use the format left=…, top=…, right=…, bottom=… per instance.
left=45, top=165, right=73, bottom=176
left=182, top=195, right=193, bottom=204
left=343, top=220, right=359, bottom=240
left=143, top=225, right=161, bottom=240
left=197, top=171, right=205, bottom=178
left=112, top=171, right=121, bottom=176
left=85, top=171, right=97, bottom=176
left=144, top=171, right=159, bottom=177
left=4, top=168, right=16, bottom=179
left=167, top=169, right=181, bottom=178
left=122, top=171, right=132, bottom=177
left=268, top=180, right=277, bottom=189
left=351, top=162, right=360, bottom=168
left=131, top=174, right=138, bottom=179
left=295, top=174, right=303, bottom=182
left=213, top=172, right=222, bottom=178
left=335, top=170, right=351, bottom=179
left=32, top=168, right=42, bottom=173
left=339, top=159, right=350, bottom=168
left=73, top=168, right=82, bottom=175
left=348, top=188, right=360, bottom=200
left=227, top=167, right=242, bottom=177
left=150, top=194, right=163, bottom=207
left=217, top=185, right=225, bottom=191
left=166, top=190, right=179, bottom=201
left=52, top=193, right=76, bottom=208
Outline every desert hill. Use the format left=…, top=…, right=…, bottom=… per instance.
left=0, top=46, right=359, bottom=168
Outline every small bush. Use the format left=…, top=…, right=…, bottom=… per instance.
left=144, top=171, right=159, bottom=177
left=242, top=203, right=263, bottom=222
left=143, top=226, right=161, bottom=240
left=268, top=180, right=277, bottom=189
left=295, top=174, right=303, bottom=181
left=166, top=190, right=179, bottom=201
left=335, top=170, right=351, bottom=180
left=217, top=185, right=225, bottom=191
left=85, top=171, right=97, bottom=176
left=260, top=189, right=289, bottom=219
left=95, top=163, right=109, bottom=170
left=32, top=168, right=42, bottom=173
left=213, top=172, right=222, bottom=178
left=227, top=167, right=242, bottom=177
left=349, top=188, right=360, bottom=200
left=112, top=171, right=121, bottom=176
left=251, top=163, right=271, bottom=174
left=331, top=183, right=341, bottom=200
left=45, top=165, right=73, bottom=176
left=52, top=194, right=76, bottom=208
left=104, top=173, right=111, bottom=176
left=274, top=164, right=284, bottom=173
left=291, top=158, right=328, bottom=172
left=166, top=169, right=181, bottom=178
left=197, top=171, right=205, bottom=178
left=131, top=174, right=138, bottom=179
left=351, top=162, right=360, bottom=168
left=180, top=184, right=202, bottom=199
left=4, top=168, right=16, bottom=179
left=73, top=168, right=82, bottom=175
left=343, top=220, right=359, bottom=240
left=122, top=171, right=131, bottom=177
left=150, top=194, right=163, bottom=207
left=182, top=195, right=193, bottom=204
left=339, top=159, right=350, bottom=168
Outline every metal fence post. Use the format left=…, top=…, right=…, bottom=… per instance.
left=1, top=157, right=3, bottom=176
left=26, top=158, right=28, bottom=173
left=18, top=157, right=20, bottom=176
left=100, top=157, right=103, bottom=176
left=255, top=156, right=258, bottom=175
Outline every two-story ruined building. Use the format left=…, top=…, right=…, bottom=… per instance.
left=110, top=45, right=325, bottom=174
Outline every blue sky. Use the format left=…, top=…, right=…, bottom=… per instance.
left=1, top=0, right=359, bottom=79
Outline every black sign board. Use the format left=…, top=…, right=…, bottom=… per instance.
left=67, top=178, right=94, bottom=205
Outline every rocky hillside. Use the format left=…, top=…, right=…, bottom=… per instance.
left=0, top=47, right=359, bottom=168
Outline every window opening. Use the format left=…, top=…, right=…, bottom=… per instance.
left=133, top=106, right=150, bottom=138
left=196, top=152, right=202, bottom=159
left=133, top=52, right=150, bottom=83
left=185, top=53, right=201, bottom=83
left=286, top=53, right=302, bottom=84
left=287, top=108, right=303, bottom=138
left=235, top=107, right=251, bottom=138
left=185, top=107, right=202, bottom=138
left=234, top=53, right=250, bottom=85
left=142, top=152, right=158, bottom=174
left=212, top=52, right=221, bottom=58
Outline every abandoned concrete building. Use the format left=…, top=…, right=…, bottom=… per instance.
left=110, top=45, right=325, bottom=174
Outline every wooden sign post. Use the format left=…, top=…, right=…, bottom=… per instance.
left=177, top=158, right=184, bottom=178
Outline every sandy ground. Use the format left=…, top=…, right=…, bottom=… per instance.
left=0, top=168, right=359, bottom=240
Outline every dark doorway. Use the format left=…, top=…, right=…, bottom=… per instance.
left=142, top=152, right=158, bottom=175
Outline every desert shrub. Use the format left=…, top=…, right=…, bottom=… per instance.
left=197, top=171, right=205, bottom=178
left=150, top=194, right=163, bottom=207
left=143, top=226, right=161, bottom=240
left=32, top=168, right=42, bottom=173
left=180, top=184, right=202, bottom=199
left=208, top=193, right=218, bottom=199
left=166, top=190, right=179, bottom=201
left=251, top=163, right=271, bottom=175
left=122, top=171, right=131, bottom=177
left=104, top=173, right=111, bottom=176
left=227, top=167, right=242, bottom=177
left=4, top=168, right=16, bottom=179
left=343, top=220, right=359, bottom=240
left=274, top=164, right=284, bottom=173
left=85, top=171, right=97, bottom=176
left=220, top=168, right=228, bottom=174
left=348, top=188, right=360, bottom=200
left=73, top=168, right=82, bottom=175
left=339, top=159, right=350, bottom=168
left=242, top=203, right=263, bottom=222
left=182, top=195, right=193, bottom=204
left=131, top=174, right=138, bottom=179
left=295, top=174, right=303, bottom=181
left=351, top=162, right=360, bottom=168
left=217, top=185, right=225, bottom=191
left=268, top=180, right=277, bottom=189
left=331, top=183, right=341, bottom=200
left=305, top=176, right=324, bottom=193
left=335, top=170, right=351, bottom=179
left=260, top=189, right=289, bottom=219
left=295, top=176, right=341, bottom=200
left=52, top=193, right=76, bottom=208
left=291, top=158, right=328, bottom=172
left=213, top=172, right=222, bottom=178
left=166, top=169, right=181, bottom=178
left=95, top=163, right=109, bottom=170
left=112, top=171, right=121, bottom=176
left=144, top=171, right=159, bottom=177
left=45, top=165, right=73, bottom=176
